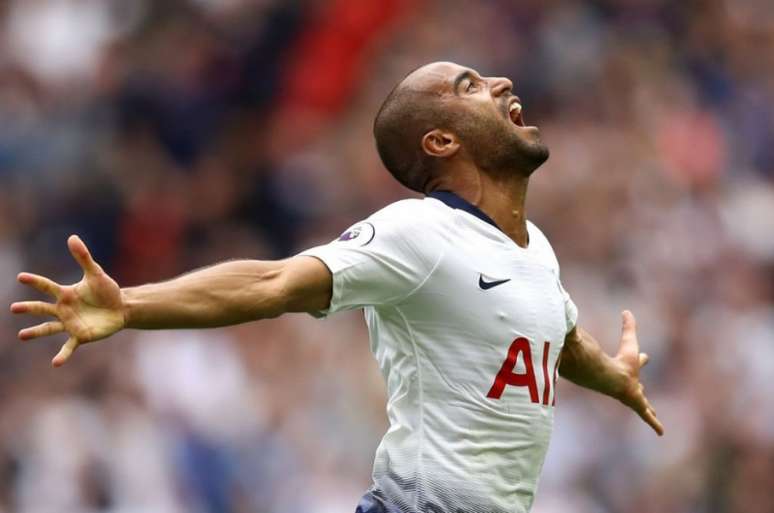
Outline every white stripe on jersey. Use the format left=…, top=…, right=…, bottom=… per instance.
left=300, top=194, right=577, bottom=513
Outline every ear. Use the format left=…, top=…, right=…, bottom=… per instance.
left=421, top=129, right=460, bottom=158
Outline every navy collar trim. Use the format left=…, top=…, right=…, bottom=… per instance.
left=427, top=191, right=500, bottom=231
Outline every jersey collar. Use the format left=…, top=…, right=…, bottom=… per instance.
left=427, top=191, right=500, bottom=231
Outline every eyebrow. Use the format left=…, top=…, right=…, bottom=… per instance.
left=453, top=70, right=475, bottom=95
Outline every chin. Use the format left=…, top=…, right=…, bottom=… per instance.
left=530, top=142, right=550, bottom=165
left=513, top=136, right=549, bottom=175
left=467, top=121, right=549, bottom=175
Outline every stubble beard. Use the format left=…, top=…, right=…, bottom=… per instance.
left=463, top=116, right=549, bottom=178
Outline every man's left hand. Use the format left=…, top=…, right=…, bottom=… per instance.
left=613, top=310, right=664, bottom=436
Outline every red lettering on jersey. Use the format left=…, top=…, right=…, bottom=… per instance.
left=486, top=337, right=539, bottom=401
left=541, top=341, right=551, bottom=405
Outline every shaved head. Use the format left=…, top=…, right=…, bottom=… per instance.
left=373, top=62, right=549, bottom=192
left=373, top=64, right=456, bottom=192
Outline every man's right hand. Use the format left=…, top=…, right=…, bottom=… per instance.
left=10, top=235, right=125, bottom=367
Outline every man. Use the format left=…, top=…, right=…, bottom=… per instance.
left=11, top=62, right=663, bottom=513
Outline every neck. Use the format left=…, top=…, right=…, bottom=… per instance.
left=430, top=170, right=531, bottom=247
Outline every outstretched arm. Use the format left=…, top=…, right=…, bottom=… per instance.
left=559, top=311, right=664, bottom=436
left=10, top=235, right=332, bottom=367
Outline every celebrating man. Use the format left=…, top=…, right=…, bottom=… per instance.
left=12, top=62, right=662, bottom=513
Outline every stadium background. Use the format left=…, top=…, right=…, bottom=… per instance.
left=1, top=0, right=773, bottom=512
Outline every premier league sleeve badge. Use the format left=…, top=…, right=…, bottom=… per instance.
left=335, top=222, right=376, bottom=247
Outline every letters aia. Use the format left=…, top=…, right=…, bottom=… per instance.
left=487, top=337, right=559, bottom=406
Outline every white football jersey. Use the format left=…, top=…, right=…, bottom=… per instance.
left=300, top=192, right=578, bottom=513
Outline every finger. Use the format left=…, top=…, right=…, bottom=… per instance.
left=638, top=407, right=664, bottom=436
left=52, top=337, right=79, bottom=367
left=639, top=352, right=649, bottom=368
left=19, top=321, right=64, bottom=341
left=67, top=235, right=101, bottom=275
left=618, top=310, right=639, bottom=357
left=621, top=310, right=637, bottom=339
left=644, top=397, right=656, bottom=417
left=10, top=301, right=57, bottom=317
left=17, top=273, right=61, bottom=298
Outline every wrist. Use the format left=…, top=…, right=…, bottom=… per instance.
left=120, top=287, right=135, bottom=329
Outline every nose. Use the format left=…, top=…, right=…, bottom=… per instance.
left=489, top=76, right=513, bottom=97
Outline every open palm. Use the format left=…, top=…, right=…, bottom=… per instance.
left=10, top=235, right=125, bottom=367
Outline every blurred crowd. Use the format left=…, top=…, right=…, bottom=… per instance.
left=1, top=0, right=773, bottom=512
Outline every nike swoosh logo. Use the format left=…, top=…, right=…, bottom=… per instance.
left=478, top=275, right=511, bottom=290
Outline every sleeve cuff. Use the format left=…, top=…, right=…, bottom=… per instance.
left=296, top=246, right=348, bottom=318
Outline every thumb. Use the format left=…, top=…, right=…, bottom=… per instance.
left=52, top=337, right=79, bottom=367
left=618, top=310, right=639, bottom=356
left=68, top=235, right=101, bottom=275
left=621, top=310, right=636, bottom=334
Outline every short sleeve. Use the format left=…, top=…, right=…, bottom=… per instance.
left=298, top=216, right=444, bottom=316
left=558, top=280, right=578, bottom=333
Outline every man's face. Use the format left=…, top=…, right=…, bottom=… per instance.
left=404, top=62, right=549, bottom=175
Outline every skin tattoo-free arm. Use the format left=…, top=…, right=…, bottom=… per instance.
left=10, top=235, right=333, bottom=367
left=11, top=235, right=664, bottom=438
left=559, top=317, right=664, bottom=435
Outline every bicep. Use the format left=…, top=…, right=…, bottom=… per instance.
left=280, top=256, right=333, bottom=314
left=559, top=326, right=582, bottom=373
left=563, top=326, right=580, bottom=346
left=561, top=326, right=580, bottom=357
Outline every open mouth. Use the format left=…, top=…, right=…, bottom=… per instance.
left=508, top=99, right=525, bottom=127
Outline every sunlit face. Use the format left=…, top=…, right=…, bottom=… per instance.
left=404, top=61, right=549, bottom=175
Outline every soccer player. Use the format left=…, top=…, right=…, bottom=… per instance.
left=11, top=62, right=663, bottom=513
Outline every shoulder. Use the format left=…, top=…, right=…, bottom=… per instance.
left=332, top=198, right=447, bottom=252
left=527, top=220, right=561, bottom=271
left=526, top=220, right=550, bottom=245
left=368, top=198, right=445, bottom=224
left=360, top=198, right=450, bottom=238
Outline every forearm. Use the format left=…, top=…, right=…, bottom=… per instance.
left=122, top=260, right=288, bottom=329
left=12, top=235, right=332, bottom=367
left=559, top=327, right=628, bottom=399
